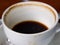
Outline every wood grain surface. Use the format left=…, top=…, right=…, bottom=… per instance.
left=0, top=0, right=60, bottom=18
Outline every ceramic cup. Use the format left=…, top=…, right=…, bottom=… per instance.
left=2, top=1, right=59, bottom=45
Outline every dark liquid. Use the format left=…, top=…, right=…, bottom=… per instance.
left=12, top=21, right=48, bottom=34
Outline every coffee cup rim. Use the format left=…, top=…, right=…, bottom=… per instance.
left=2, top=1, right=59, bottom=35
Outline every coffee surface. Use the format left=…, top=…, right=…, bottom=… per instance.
left=12, top=21, right=48, bottom=34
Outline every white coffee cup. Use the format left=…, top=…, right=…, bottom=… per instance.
left=2, top=1, right=59, bottom=45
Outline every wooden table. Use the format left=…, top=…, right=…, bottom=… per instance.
left=0, top=0, right=60, bottom=18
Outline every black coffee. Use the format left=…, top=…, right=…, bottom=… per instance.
left=12, top=21, right=48, bottom=34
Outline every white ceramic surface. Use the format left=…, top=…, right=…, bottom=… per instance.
left=0, top=23, right=60, bottom=45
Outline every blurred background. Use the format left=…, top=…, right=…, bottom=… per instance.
left=0, top=0, right=60, bottom=18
